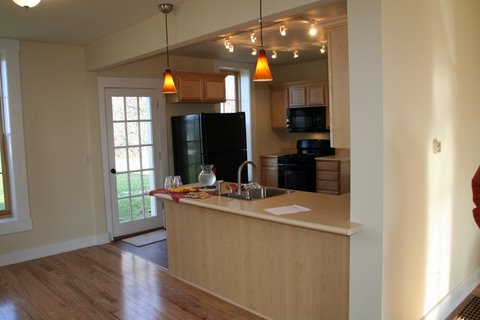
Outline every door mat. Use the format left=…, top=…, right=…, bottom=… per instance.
left=122, top=230, right=167, bottom=247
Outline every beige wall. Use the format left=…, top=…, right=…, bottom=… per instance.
left=85, top=0, right=331, bottom=71
left=0, top=42, right=103, bottom=254
left=381, top=0, right=480, bottom=318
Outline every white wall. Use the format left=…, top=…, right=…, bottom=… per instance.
left=347, top=0, right=384, bottom=318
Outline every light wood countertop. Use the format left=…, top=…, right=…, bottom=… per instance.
left=153, top=189, right=362, bottom=236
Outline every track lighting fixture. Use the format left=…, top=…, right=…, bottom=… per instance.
left=251, top=48, right=257, bottom=56
left=279, top=24, right=287, bottom=36
left=309, top=24, right=318, bottom=36
left=320, top=44, right=327, bottom=54
left=250, top=32, right=257, bottom=43
left=293, top=50, right=299, bottom=58
left=271, top=50, right=277, bottom=59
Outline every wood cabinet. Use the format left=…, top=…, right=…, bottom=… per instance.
left=327, top=24, right=350, bottom=148
left=260, top=155, right=279, bottom=187
left=269, top=80, right=328, bottom=130
left=316, top=157, right=350, bottom=195
left=166, top=71, right=227, bottom=103
left=269, top=86, right=288, bottom=130
left=164, top=200, right=350, bottom=320
left=288, top=81, right=328, bottom=107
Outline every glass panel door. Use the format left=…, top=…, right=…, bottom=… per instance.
left=105, top=89, right=163, bottom=237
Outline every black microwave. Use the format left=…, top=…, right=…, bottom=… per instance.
left=286, top=106, right=328, bottom=132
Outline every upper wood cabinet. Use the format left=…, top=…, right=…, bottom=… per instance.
left=327, top=24, right=350, bottom=148
left=270, top=85, right=288, bottom=130
left=166, top=71, right=227, bottom=103
left=288, top=81, right=328, bottom=107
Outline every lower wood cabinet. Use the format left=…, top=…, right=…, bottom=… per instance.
left=260, top=155, right=279, bottom=187
left=316, top=157, right=350, bottom=195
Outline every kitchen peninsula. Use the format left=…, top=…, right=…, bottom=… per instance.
left=152, top=189, right=362, bottom=320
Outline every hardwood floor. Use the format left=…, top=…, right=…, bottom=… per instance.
left=0, top=244, right=264, bottom=320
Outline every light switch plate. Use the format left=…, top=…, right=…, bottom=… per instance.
left=433, top=139, right=441, bottom=154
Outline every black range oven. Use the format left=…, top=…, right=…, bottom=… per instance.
left=278, top=139, right=334, bottom=192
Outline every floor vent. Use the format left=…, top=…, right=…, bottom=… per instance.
left=455, top=295, right=480, bottom=320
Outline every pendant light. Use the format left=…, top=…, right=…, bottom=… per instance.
left=12, top=0, right=41, bottom=8
left=253, top=0, right=273, bottom=82
left=159, top=3, right=177, bottom=94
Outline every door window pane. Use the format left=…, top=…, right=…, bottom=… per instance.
left=131, top=196, right=144, bottom=221
left=115, top=148, right=128, bottom=172
left=140, top=122, right=152, bottom=145
left=116, top=173, right=130, bottom=198
left=126, top=97, right=138, bottom=120
left=130, top=172, right=143, bottom=196
left=141, top=146, right=154, bottom=170
left=127, top=122, right=140, bottom=146
left=112, top=97, right=125, bottom=121
left=144, top=197, right=153, bottom=218
left=143, top=170, right=155, bottom=192
left=113, top=123, right=126, bottom=147
left=128, top=147, right=141, bottom=171
left=117, top=198, right=131, bottom=222
left=139, top=97, right=151, bottom=120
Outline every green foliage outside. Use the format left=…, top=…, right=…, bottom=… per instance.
left=116, top=172, right=154, bottom=222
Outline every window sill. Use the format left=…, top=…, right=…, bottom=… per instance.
left=0, top=216, right=32, bottom=235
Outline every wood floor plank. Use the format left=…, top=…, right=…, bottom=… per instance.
left=0, top=244, right=264, bottom=320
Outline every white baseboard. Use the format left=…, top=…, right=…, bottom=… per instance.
left=423, top=267, right=480, bottom=320
left=0, top=233, right=110, bottom=267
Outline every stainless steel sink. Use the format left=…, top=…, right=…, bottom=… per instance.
left=222, top=187, right=293, bottom=200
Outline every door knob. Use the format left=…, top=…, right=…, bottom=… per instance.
left=111, top=168, right=116, bottom=174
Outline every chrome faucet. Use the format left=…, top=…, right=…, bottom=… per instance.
left=237, top=160, right=257, bottom=195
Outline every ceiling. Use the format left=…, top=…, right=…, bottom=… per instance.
left=0, top=0, right=189, bottom=45
left=0, top=0, right=346, bottom=66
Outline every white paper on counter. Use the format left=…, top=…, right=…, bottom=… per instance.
left=264, top=204, right=311, bottom=215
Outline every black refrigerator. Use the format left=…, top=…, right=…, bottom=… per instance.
left=171, top=112, right=248, bottom=184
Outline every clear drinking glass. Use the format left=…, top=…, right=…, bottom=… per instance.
left=173, top=175, right=182, bottom=188
left=164, top=176, right=173, bottom=188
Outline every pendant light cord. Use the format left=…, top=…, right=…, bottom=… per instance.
left=165, top=13, right=170, bottom=68
left=260, top=0, right=264, bottom=48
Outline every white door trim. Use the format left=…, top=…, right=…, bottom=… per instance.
left=98, top=77, right=168, bottom=241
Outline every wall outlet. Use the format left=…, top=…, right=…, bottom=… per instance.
left=433, top=139, right=441, bottom=154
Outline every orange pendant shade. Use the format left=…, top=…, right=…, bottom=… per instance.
left=162, top=69, right=177, bottom=94
left=253, top=49, right=272, bottom=82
